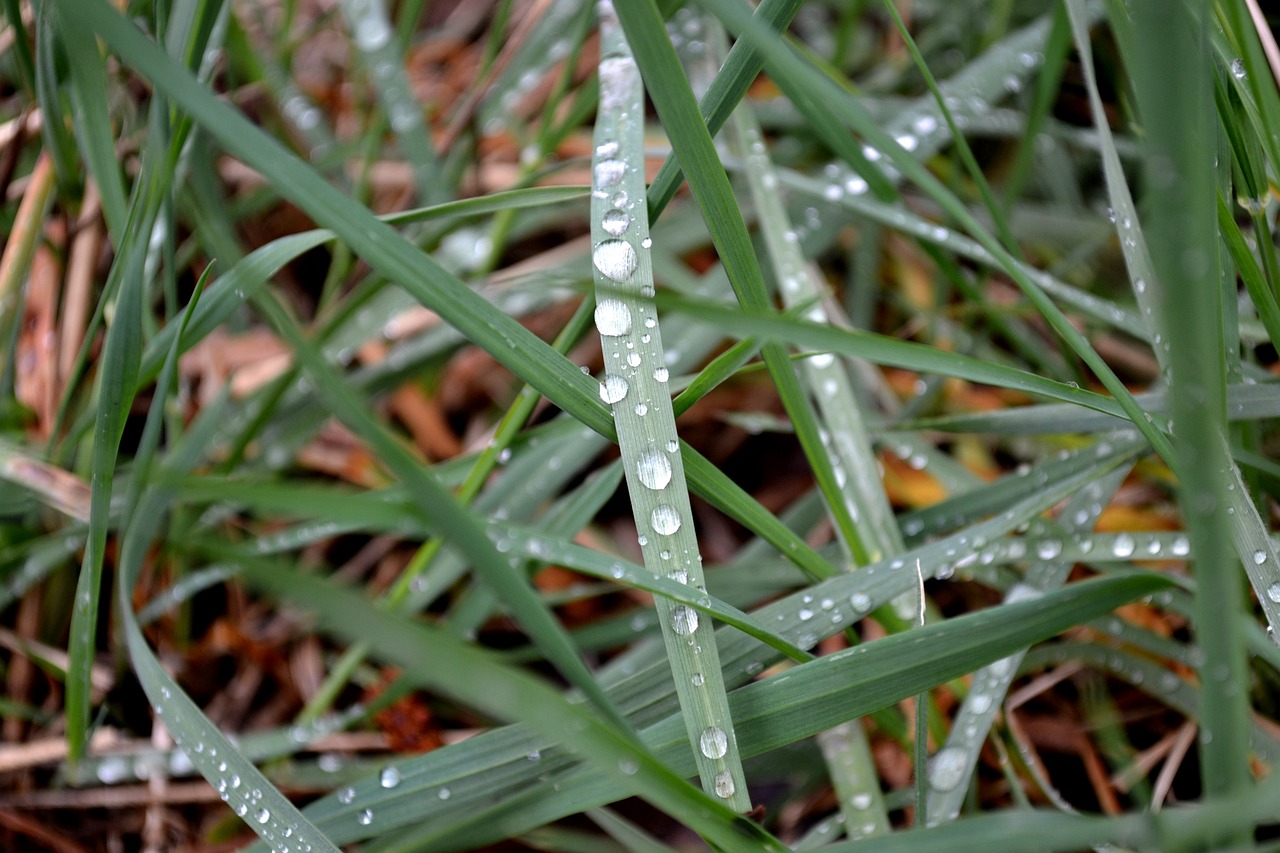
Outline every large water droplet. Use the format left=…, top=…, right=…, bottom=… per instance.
left=602, top=208, right=630, bottom=236
left=600, top=375, right=629, bottom=404
left=380, top=767, right=400, bottom=789
left=594, top=298, right=632, bottom=336
left=651, top=504, right=682, bottom=535
left=1254, top=550, right=1268, bottom=565
left=1267, top=583, right=1280, bottom=603
left=636, top=450, right=672, bottom=490
left=1112, top=534, right=1135, bottom=558
left=594, top=158, right=625, bottom=186
left=593, top=240, right=637, bottom=282
left=713, top=770, right=735, bottom=798
left=928, top=746, right=968, bottom=792
left=255, top=807, right=271, bottom=824
left=699, top=726, right=728, bottom=759
left=671, top=605, right=698, bottom=635
left=653, top=366, right=669, bottom=383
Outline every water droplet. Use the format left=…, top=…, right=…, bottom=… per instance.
left=671, top=605, right=698, bottom=635
left=928, top=746, right=968, bottom=792
left=691, top=672, right=705, bottom=686
left=700, top=726, right=728, bottom=759
left=594, top=159, right=625, bottom=186
left=602, top=208, right=630, bottom=236
left=338, top=786, right=356, bottom=805
left=627, top=351, right=642, bottom=367
left=651, top=505, right=682, bottom=535
left=1254, top=550, right=1268, bottom=565
left=438, top=787, right=451, bottom=800
left=851, top=792, right=872, bottom=810
left=594, top=298, right=632, bottom=336
left=1112, top=534, right=1135, bottom=559
left=653, top=366, right=669, bottom=383
left=1036, top=539, right=1062, bottom=560
left=1267, top=583, right=1280, bottom=603
left=713, top=770, right=735, bottom=798
left=600, top=375, right=629, bottom=404
left=255, top=807, right=271, bottom=824
left=380, top=767, right=400, bottom=789
left=969, top=693, right=992, bottom=714
left=357, top=809, right=373, bottom=826
left=636, top=450, right=672, bottom=490
left=850, top=592, right=871, bottom=613
left=1231, top=57, right=1247, bottom=79
left=1171, top=535, right=1190, bottom=556
left=353, top=17, right=390, bottom=51
left=593, top=240, right=638, bottom=282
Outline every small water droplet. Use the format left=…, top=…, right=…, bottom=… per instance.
left=255, top=807, right=271, bottom=824
left=357, top=809, right=373, bottom=826
left=850, top=592, right=871, bottom=613
left=438, top=787, right=451, bottom=800
left=600, top=375, right=629, bottom=404
left=380, top=767, right=400, bottom=789
left=636, top=450, right=672, bottom=490
left=602, top=209, right=630, bottom=237
left=1254, top=550, right=1268, bottom=565
left=653, top=366, right=669, bottom=383
left=671, top=605, right=698, bottom=635
left=594, top=298, right=632, bottom=336
left=1112, top=534, right=1136, bottom=559
left=691, top=672, right=705, bottom=686
left=651, top=505, right=682, bottom=535
left=851, top=792, right=872, bottom=810
left=1267, top=583, right=1280, bottom=603
left=1231, top=57, right=1247, bottom=79
left=1036, top=539, right=1062, bottom=560
left=337, top=786, right=355, bottom=805
left=713, top=770, right=735, bottom=798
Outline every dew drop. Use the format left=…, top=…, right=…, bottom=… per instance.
left=438, top=787, right=451, bottom=800
left=627, top=351, right=641, bottom=367
left=651, top=505, right=682, bottom=535
left=636, top=450, right=672, bottom=490
left=713, top=770, right=735, bottom=798
left=928, top=746, right=968, bottom=792
left=595, top=140, right=619, bottom=159
left=357, top=809, right=373, bottom=826
left=1036, top=539, right=1062, bottom=560
left=593, top=240, right=637, bottom=283
left=692, top=672, right=705, bottom=686
left=700, top=726, right=728, bottom=759
left=594, top=158, right=625, bottom=186
left=255, top=807, right=271, bottom=824
left=1254, top=550, right=1268, bottom=565
left=969, top=693, right=992, bottom=714
left=602, top=208, right=630, bottom=236
left=1171, top=535, right=1190, bottom=556
left=1231, top=57, right=1247, bottom=79
left=1112, top=534, right=1136, bottom=559
left=851, top=792, right=872, bottom=810
left=671, top=605, right=698, bottom=635
left=337, top=786, right=356, bottom=805
left=379, top=767, right=400, bottom=789
left=850, top=592, right=871, bottom=613
left=600, top=375, right=629, bottom=404
left=665, top=438, right=679, bottom=453
left=594, top=298, right=632, bottom=336
left=653, top=366, right=669, bottom=383
left=1267, top=583, right=1280, bottom=604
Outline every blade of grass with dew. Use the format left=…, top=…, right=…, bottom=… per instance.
left=1129, top=0, right=1253, bottom=805
left=614, top=0, right=868, bottom=561
left=592, top=3, right=749, bottom=810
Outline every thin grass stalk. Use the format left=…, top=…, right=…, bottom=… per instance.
left=592, top=1, right=749, bottom=811
left=709, top=15, right=897, bottom=835
left=1127, top=0, right=1253, bottom=810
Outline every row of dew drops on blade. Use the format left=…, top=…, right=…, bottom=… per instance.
left=592, top=126, right=735, bottom=796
